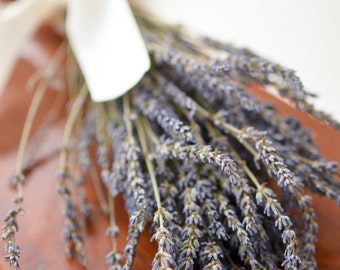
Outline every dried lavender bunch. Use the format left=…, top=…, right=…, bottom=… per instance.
left=55, top=85, right=89, bottom=266
left=3, top=9, right=340, bottom=270
left=2, top=45, right=66, bottom=270
left=2, top=208, right=22, bottom=270
left=201, top=36, right=340, bottom=130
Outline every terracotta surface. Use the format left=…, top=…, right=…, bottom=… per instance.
left=0, top=27, right=339, bottom=270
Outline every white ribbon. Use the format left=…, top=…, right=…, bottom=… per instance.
left=0, top=0, right=66, bottom=94
left=0, top=0, right=150, bottom=102
left=66, top=0, right=150, bottom=102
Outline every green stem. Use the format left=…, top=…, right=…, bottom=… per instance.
left=136, top=116, right=164, bottom=228
left=90, top=162, right=109, bottom=215
left=58, top=85, right=88, bottom=173
left=108, top=195, right=118, bottom=252
left=16, top=43, right=66, bottom=199
left=123, top=94, right=164, bottom=227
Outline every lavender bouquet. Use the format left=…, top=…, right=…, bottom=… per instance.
left=2, top=9, right=340, bottom=270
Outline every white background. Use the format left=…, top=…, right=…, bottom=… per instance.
left=140, top=0, right=340, bottom=120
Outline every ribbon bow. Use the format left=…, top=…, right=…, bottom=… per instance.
left=0, top=0, right=150, bottom=102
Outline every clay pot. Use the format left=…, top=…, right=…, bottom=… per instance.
left=0, top=26, right=339, bottom=270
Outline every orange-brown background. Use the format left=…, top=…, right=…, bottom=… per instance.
left=0, top=26, right=339, bottom=269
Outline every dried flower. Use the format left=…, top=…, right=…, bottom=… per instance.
left=3, top=8, right=340, bottom=270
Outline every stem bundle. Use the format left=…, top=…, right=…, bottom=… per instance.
left=2, top=9, right=340, bottom=270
